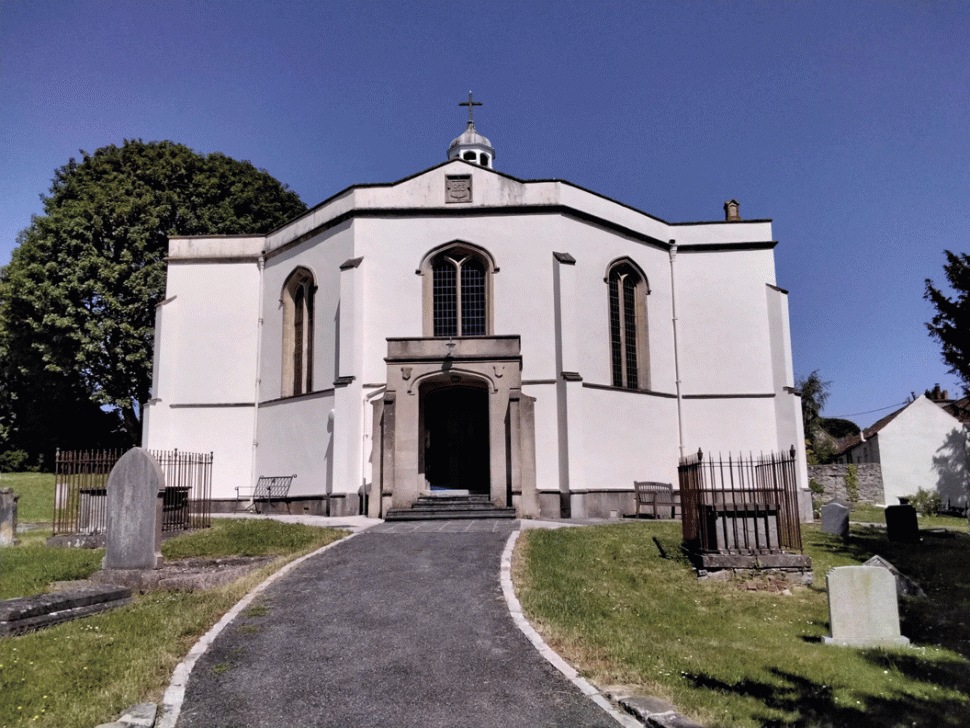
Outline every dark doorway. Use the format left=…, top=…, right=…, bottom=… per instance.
left=422, top=386, right=489, bottom=494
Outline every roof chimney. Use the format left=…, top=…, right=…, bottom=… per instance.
left=724, top=199, right=740, bottom=221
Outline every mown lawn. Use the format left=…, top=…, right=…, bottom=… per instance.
left=515, top=520, right=970, bottom=727
left=0, top=472, right=55, bottom=524
left=0, top=518, right=345, bottom=727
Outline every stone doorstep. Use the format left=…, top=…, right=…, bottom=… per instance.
left=0, top=584, right=132, bottom=636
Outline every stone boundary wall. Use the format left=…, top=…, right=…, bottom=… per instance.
left=808, top=464, right=884, bottom=505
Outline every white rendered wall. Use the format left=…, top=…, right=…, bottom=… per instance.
left=879, top=397, right=968, bottom=506
left=143, top=257, right=261, bottom=500
left=577, top=387, right=681, bottom=489
left=155, top=260, right=261, bottom=404
left=675, top=249, right=777, bottom=395
left=256, top=393, right=335, bottom=498
left=144, top=405, right=255, bottom=501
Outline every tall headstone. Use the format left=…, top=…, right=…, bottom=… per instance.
left=823, top=566, right=910, bottom=648
left=0, top=487, right=19, bottom=546
left=103, top=448, right=164, bottom=570
left=885, top=503, right=919, bottom=543
left=820, top=502, right=850, bottom=537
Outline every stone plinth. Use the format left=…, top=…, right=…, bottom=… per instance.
left=103, top=448, right=164, bottom=570
left=823, top=566, right=910, bottom=648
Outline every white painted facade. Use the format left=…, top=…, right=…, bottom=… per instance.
left=840, top=396, right=968, bottom=507
left=144, top=151, right=808, bottom=519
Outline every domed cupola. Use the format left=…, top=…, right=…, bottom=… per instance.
left=448, top=92, right=495, bottom=168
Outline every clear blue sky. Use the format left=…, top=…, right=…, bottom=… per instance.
left=1, top=0, right=967, bottom=429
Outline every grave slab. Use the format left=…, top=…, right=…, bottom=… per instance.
left=823, top=565, right=910, bottom=648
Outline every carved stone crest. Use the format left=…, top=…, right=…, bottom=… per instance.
left=401, top=367, right=412, bottom=380
left=446, top=175, right=472, bottom=204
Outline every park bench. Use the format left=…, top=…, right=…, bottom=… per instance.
left=634, top=481, right=680, bottom=519
left=235, top=475, right=296, bottom=514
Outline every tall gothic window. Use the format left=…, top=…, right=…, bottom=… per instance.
left=282, top=268, right=315, bottom=397
left=429, top=248, right=489, bottom=337
left=607, top=261, right=649, bottom=389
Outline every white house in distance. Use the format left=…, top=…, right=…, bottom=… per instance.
left=836, top=390, right=969, bottom=507
left=143, top=102, right=808, bottom=519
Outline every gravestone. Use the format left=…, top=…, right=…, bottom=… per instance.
left=885, top=503, right=919, bottom=543
left=824, top=496, right=852, bottom=510
left=823, top=566, right=910, bottom=648
left=863, top=555, right=926, bottom=598
left=820, top=502, right=850, bottom=537
left=103, top=448, right=164, bottom=570
left=0, top=487, right=19, bottom=546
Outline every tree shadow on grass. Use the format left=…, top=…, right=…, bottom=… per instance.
left=686, top=662, right=969, bottom=728
left=807, top=527, right=970, bottom=658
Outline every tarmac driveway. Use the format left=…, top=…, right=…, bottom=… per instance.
left=177, top=520, right=621, bottom=728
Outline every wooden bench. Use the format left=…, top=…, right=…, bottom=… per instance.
left=235, top=475, right=296, bottom=514
left=634, top=481, right=680, bottom=519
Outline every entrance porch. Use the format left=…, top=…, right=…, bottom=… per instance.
left=369, top=336, right=538, bottom=519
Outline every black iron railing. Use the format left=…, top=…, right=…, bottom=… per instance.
left=53, top=448, right=213, bottom=536
left=678, top=447, right=802, bottom=554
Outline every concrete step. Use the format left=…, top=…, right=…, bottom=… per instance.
left=407, top=503, right=501, bottom=511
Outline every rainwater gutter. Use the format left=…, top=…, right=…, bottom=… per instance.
left=250, top=254, right=266, bottom=489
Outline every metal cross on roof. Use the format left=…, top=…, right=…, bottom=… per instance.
left=459, top=91, right=482, bottom=124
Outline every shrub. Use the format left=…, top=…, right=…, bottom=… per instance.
left=906, top=487, right=942, bottom=516
left=0, top=449, right=39, bottom=472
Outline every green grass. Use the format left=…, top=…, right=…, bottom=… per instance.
left=0, top=519, right=345, bottom=727
left=0, top=472, right=55, bottom=524
left=515, top=521, right=970, bottom=727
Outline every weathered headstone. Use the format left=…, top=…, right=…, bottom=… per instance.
left=863, top=555, right=926, bottom=598
left=0, top=487, right=19, bottom=546
left=824, top=496, right=852, bottom=510
left=823, top=566, right=910, bottom=648
left=885, top=503, right=919, bottom=543
left=820, top=502, right=850, bottom=537
left=103, top=448, right=164, bottom=570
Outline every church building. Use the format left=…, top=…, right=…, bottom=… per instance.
left=143, top=99, right=808, bottom=519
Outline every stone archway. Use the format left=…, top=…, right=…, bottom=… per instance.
left=370, top=336, right=538, bottom=518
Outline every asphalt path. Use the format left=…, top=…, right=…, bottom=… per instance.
left=177, top=521, right=621, bottom=728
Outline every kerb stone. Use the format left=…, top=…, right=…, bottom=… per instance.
left=823, top=565, right=910, bottom=648
left=103, top=448, right=164, bottom=570
left=820, top=502, right=849, bottom=537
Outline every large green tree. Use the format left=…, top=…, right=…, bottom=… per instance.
left=0, top=140, right=307, bottom=459
left=925, top=250, right=970, bottom=395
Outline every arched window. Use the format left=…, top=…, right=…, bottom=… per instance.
left=421, top=244, right=494, bottom=337
left=607, top=261, right=649, bottom=389
left=282, top=268, right=315, bottom=396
